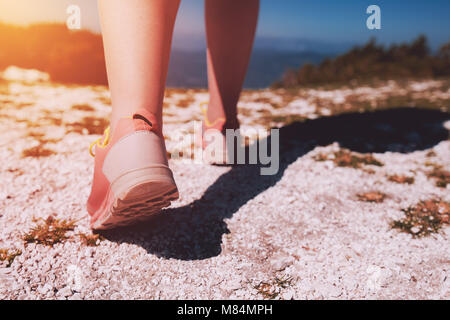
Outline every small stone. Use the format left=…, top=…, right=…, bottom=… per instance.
left=410, top=226, right=421, bottom=234
left=110, top=292, right=123, bottom=300
left=37, top=283, right=52, bottom=295
left=270, top=254, right=294, bottom=271
left=68, top=293, right=82, bottom=300
left=282, top=289, right=295, bottom=300
left=57, top=286, right=72, bottom=297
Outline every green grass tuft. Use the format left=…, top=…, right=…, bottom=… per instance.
left=391, top=200, right=449, bottom=237
left=253, top=276, right=294, bottom=300
left=315, top=149, right=383, bottom=169
left=0, top=248, right=22, bottom=267
left=23, top=216, right=76, bottom=246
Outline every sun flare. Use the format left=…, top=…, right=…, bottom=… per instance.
left=0, top=0, right=63, bottom=25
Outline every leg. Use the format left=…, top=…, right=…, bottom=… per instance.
left=88, top=0, right=180, bottom=229
left=98, top=0, right=180, bottom=132
left=205, top=0, right=259, bottom=128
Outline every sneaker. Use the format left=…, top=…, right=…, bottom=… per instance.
left=197, top=102, right=240, bottom=165
left=87, top=109, right=178, bottom=230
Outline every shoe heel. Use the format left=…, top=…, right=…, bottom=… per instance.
left=94, top=130, right=178, bottom=229
left=103, top=131, right=178, bottom=206
left=103, top=130, right=174, bottom=187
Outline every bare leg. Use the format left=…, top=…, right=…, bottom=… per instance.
left=98, top=0, right=180, bottom=132
left=205, top=0, right=260, bottom=128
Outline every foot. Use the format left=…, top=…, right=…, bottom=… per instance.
left=87, top=109, right=178, bottom=230
left=197, top=102, right=240, bottom=165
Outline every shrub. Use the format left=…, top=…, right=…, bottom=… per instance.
left=274, top=36, right=450, bottom=87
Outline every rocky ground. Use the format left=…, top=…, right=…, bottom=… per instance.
left=0, top=67, right=449, bottom=299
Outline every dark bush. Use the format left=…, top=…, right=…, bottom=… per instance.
left=274, top=36, right=450, bottom=88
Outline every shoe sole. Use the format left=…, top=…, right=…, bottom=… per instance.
left=91, top=171, right=178, bottom=230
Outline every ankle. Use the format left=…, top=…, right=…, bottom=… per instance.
left=206, top=107, right=226, bottom=125
left=110, top=109, right=162, bottom=138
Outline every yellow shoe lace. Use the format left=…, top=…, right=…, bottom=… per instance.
left=89, top=126, right=110, bottom=157
left=200, top=101, right=226, bottom=127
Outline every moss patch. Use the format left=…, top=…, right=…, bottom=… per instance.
left=0, top=248, right=22, bottom=267
left=23, top=216, right=76, bottom=246
left=391, top=200, right=450, bottom=237
left=79, top=233, right=104, bottom=247
left=253, top=276, right=293, bottom=300
left=315, top=149, right=383, bottom=168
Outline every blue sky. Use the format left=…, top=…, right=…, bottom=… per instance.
left=175, top=0, right=450, bottom=51
left=258, top=0, right=450, bottom=45
left=1, top=0, right=449, bottom=50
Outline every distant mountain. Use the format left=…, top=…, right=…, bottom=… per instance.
left=172, top=34, right=353, bottom=54
left=253, top=37, right=353, bottom=54
left=167, top=49, right=330, bottom=89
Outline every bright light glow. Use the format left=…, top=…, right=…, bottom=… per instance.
left=0, top=0, right=100, bottom=31
left=0, top=0, right=65, bottom=25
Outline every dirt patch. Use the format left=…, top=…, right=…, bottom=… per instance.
left=357, top=191, right=387, bottom=203
left=96, top=96, right=111, bottom=106
left=16, top=102, right=33, bottom=109
left=6, top=168, right=24, bottom=176
left=71, top=104, right=95, bottom=112
left=176, top=96, right=196, bottom=108
left=426, top=150, right=437, bottom=157
left=22, top=145, right=56, bottom=158
left=315, top=149, right=384, bottom=168
left=26, top=131, right=61, bottom=145
left=388, top=174, right=415, bottom=185
left=66, top=116, right=108, bottom=135
left=427, top=166, right=450, bottom=188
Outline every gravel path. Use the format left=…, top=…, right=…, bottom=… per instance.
left=0, top=68, right=449, bottom=299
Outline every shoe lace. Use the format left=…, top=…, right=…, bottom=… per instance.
left=89, top=126, right=110, bottom=157
left=200, top=102, right=226, bottom=127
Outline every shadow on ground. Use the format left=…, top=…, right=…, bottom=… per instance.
left=100, top=107, right=450, bottom=260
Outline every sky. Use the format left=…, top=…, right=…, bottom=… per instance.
left=0, top=0, right=449, bottom=50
